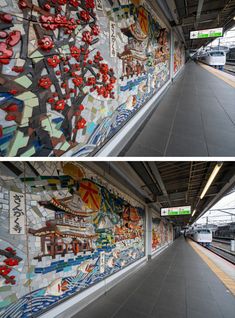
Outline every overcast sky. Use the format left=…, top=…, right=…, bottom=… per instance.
left=196, top=190, right=235, bottom=225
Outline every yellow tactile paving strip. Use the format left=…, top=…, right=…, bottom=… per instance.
left=188, top=240, right=235, bottom=296
left=198, top=62, right=235, bottom=89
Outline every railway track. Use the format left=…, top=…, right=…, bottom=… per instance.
left=213, top=238, right=230, bottom=245
left=224, top=61, right=235, bottom=74
left=205, top=245, right=235, bottom=265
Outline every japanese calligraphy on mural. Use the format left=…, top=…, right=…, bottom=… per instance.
left=9, top=191, right=25, bottom=235
left=110, top=21, right=117, bottom=58
left=100, top=251, right=105, bottom=273
left=96, top=0, right=103, bottom=11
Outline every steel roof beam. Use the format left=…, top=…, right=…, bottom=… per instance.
left=196, top=0, right=205, bottom=25
left=148, top=162, right=172, bottom=206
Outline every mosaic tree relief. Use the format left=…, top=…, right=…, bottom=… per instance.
left=152, top=218, right=172, bottom=252
left=0, top=162, right=145, bottom=317
left=0, top=0, right=170, bottom=157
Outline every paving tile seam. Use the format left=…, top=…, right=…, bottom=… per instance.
left=212, top=93, right=235, bottom=127
left=149, top=248, right=181, bottom=316
left=198, top=92, right=210, bottom=156
left=107, top=257, right=168, bottom=318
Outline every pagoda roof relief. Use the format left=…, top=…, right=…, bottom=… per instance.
left=118, top=48, right=147, bottom=61
left=39, top=197, right=98, bottom=217
left=29, top=224, right=97, bottom=239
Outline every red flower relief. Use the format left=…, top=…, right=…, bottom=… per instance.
left=0, top=266, right=11, bottom=276
left=110, top=77, right=117, bottom=84
left=5, top=247, right=16, bottom=254
left=0, top=42, right=13, bottom=65
left=5, top=114, right=16, bottom=121
left=76, top=118, right=86, bottom=129
left=38, top=36, right=54, bottom=51
left=69, top=0, right=79, bottom=7
left=58, top=0, right=67, bottom=4
left=6, top=31, right=21, bottom=47
left=9, top=89, right=18, bottom=95
left=18, top=0, right=28, bottom=9
left=4, top=258, right=19, bottom=266
left=47, top=55, right=60, bottom=67
left=85, top=0, right=95, bottom=9
left=40, top=15, right=57, bottom=31
left=70, top=45, right=81, bottom=59
left=106, top=84, right=114, bottom=91
left=80, top=10, right=90, bottom=22
left=38, top=77, right=52, bottom=89
left=82, top=31, right=93, bottom=45
left=54, top=100, right=66, bottom=110
left=5, top=104, right=18, bottom=112
left=44, top=3, right=51, bottom=11
left=73, top=77, right=83, bottom=86
left=0, top=13, right=13, bottom=23
left=87, top=77, right=96, bottom=86
left=100, top=63, right=109, bottom=74
left=91, top=25, right=100, bottom=36
left=12, top=66, right=24, bottom=73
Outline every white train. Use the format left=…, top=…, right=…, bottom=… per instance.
left=197, top=50, right=226, bottom=69
left=187, top=228, right=212, bottom=246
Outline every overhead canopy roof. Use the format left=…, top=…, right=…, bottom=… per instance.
left=160, top=0, right=235, bottom=49
left=1, top=161, right=235, bottom=227
left=89, top=161, right=235, bottom=227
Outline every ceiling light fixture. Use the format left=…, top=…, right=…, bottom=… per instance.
left=200, top=163, right=223, bottom=200
left=192, top=209, right=196, bottom=217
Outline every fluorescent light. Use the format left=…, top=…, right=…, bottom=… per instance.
left=233, top=16, right=235, bottom=20
left=192, top=210, right=196, bottom=217
left=200, top=163, right=223, bottom=200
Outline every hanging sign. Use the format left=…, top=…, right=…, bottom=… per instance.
left=96, top=0, right=103, bottom=11
left=161, top=206, right=191, bottom=216
left=100, top=251, right=105, bottom=273
left=9, top=191, right=25, bottom=234
left=110, top=21, right=117, bottom=58
left=190, top=28, right=223, bottom=39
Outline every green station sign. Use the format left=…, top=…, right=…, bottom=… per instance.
left=161, top=206, right=191, bottom=216
left=190, top=28, right=223, bottom=40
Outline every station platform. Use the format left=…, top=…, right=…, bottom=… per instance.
left=72, top=237, right=235, bottom=318
left=122, top=61, right=235, bottom=157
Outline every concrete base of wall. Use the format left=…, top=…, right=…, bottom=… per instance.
left=40, top=257, right=147, bottom=318
left=151, top=241, right=173, bottom=259
left=95, top=79, right=172, bottom=157
left=40, top=241, right=173, bottom=318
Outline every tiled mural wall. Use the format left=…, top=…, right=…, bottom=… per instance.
left=0, top=0, right=170, bottom=157
left=174, top=33, right=185, bottom=75
left=152, top=217, right=173, bottom=252
left=0, top=162, right=145, bottom=317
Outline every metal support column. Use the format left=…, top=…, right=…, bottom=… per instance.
left=170, top=29, right=174, bottom=81
left=145, top=205, right=152, bottom=260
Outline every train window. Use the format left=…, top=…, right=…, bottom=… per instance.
left=197, top=229, right=211, bottom=234
left=210, top=52, right=224, bottom=56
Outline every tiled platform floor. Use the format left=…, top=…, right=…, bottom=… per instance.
left=72, top=237, right=235, bottom=318
left=122, top=61, right=235, bottom=156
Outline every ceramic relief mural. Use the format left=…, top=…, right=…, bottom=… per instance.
left=0, top=162, right=145, bottom=317
left=173, top=34, right=185, bottom=75
left=0, top=0, right=170, bottom=157
left=152, top=217, right=173, bottom=252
